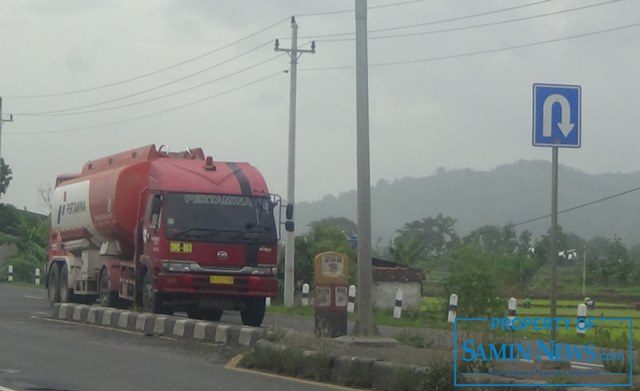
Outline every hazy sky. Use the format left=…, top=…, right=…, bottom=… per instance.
left=0, top=0, right=638, bottom=215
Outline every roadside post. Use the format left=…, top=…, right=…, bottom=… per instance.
left=301, top=283, right=310, bottom=306
left=314, top=252, right=349, bottom=337
left=448, top=293, right=458, bottom=323
left=393, top=289, right=403, bottom=319
left=576, top=303, right=587, bottom=335
left=347, top=284, right=356, bottom=313
left=508, top=297, right=517, bottom=327
left=35, top=268, right=41, bottom=285
left=8, top=265, right=13, bottom=282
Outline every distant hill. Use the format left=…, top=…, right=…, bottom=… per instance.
left=295, top=160, right=640, bottom=246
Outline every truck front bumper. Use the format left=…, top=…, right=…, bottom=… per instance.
left=156, top=272, right=278, bottom=297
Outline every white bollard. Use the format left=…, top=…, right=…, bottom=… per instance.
left=577, top=303, right=587, bottom=335
left=301, top=283, right=309, bottom=306
left=8, top=265, right=13, bottom=282
left=265, top=297, right=271, bottom=307
left=393, top=289, right=403, bottom=319
left=448, top=293, right=458, bottom=323
left=347, top=285, right=356, bottom=313
left=35, top=268, right=41, bottom=285
left=508, top=297, right=517, bottom=327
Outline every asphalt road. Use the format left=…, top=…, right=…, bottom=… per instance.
left=0, top=284, right=338, bottom=391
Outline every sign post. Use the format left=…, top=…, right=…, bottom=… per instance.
left=532, top=83, right=581, bottom=340
left=314, top=252, right=349, bottom=337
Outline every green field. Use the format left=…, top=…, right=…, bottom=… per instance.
left=419, top=296, right=638, bottom=349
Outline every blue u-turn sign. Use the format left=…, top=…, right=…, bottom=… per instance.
left=532, top=83, right=581, bottom=148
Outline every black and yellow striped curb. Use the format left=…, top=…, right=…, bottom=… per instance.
left=51, top=303, right=262, bottom=346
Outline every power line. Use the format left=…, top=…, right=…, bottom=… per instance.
left=4, top=1, right=422, bottom=99
left=461, top=183, right=640, bottom=244
left=317, top=0, right=621, bottom=42
left=6, top=18, right=289, bottom=99
left=295, top=0, right=422, bottom=17
left=5, top=71, right=285, bottom=135
left=301, top=21, right=640, bottom=71
left=298, top=0, right=552, bottom=39
left=17, top=53, right=283, bottom=116
left=510, top=185, right=640, bottom=229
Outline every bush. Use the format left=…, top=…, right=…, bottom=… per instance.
left=444, top=245, right=502, bottom=318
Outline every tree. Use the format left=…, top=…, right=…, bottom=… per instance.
left=308, top=217, right=357, bottom=237
left=390, top=214, right=459, bottom=264
left=444, top=245, right=501, bottom=317
left=517, top=230, right=533, bottom=254
left=0, top=203, right=19, bottom=232
left=38, top=183, right=54, bottom=213
left=0, top=207, right=48, bottom=282
left=464, top=224, right=519, bottom=255
left=587, top=236, right=633, bottom=286
left=533, top=225, right=569, bottom=266
left=494, top=253, right=539, bottom=293
left=0, top=158, right=12, bottom=197
left=280, top=221, right=356, bottom=286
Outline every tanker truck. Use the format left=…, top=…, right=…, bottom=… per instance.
left=46, top=144, right=280, bottom=326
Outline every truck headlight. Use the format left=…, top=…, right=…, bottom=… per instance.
left=162, top=261, right=194, bottom=272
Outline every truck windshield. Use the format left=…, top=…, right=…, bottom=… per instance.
left=164, top=193, right=277, bottom=244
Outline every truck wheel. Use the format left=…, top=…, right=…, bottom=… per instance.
left=142, top=271, right=166, bottom=314
left=47, top=263, right=61, bottom=305
left=99, top=268, right=119, bottom=308
left=58, top=263, right=77, bottom=303
left=240, top=297, right=266, bottom=327
left=187, top=308, right=223, bottom=322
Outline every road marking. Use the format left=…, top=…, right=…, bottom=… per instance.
left=31, top=316, right=141, bottom=336
left=0, top=385, right=19, bottom=391
left=224, top=354, right=364, bottom=390
left=31, top=315, right=223, bottom=346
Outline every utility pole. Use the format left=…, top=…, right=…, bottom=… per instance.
left=549, top=146, right=558, bottom=340
left=274, top=17, right=316, bottom=307
left=582, top=244, right=587, bottom=297
left=0, top=98, right=14, bottom=193
left=352, top=0, right=379, bottom=337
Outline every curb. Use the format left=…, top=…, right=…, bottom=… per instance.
left=52, top=303, right=263, bottom=346
left=252, top=339, right=429, bottom=389
left=248, top=340, right=609, bottom=391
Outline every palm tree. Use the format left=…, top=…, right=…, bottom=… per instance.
left=0, top=207, right=48, bottom=282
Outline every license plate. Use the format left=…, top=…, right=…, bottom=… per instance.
left=170, top=242, right=192, bottom=253
left=209, top=275, right=234, bottom=285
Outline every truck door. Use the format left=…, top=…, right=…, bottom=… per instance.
left=141, top=194, right=162, bottom=266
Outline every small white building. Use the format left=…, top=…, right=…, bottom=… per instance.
left=371, top=258, right=424, bottom=310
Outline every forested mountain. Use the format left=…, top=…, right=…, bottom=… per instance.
left=296, top=160, right=640, bottom=246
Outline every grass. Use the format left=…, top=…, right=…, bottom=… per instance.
left=267, top=296, right=640, bottom=350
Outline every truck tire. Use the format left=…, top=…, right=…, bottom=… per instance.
left=99, top=268, right=120, bottom=308
left=47, top=263, right=61, bottom=305
left=142, top=271, right=168, bottom=314
left=240, top=297, right=266, bottom=327
left=59, top=263, right=77, bottom=303
left=187, top=308, right=223, bottom=322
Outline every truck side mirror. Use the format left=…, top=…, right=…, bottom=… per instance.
left=285, top=204, right=294, bottom=220
left=150, top=194, right=162, bottom=230
left=151, top=194, right=162, bottom=215
left=285, top=221, right=294, bottom=232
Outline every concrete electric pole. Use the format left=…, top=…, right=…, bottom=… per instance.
left=274, top=17, right=316, bottom=307
left=0, top=98, right=14, bottom=172
left=352, top=0, right=379, bottom=336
